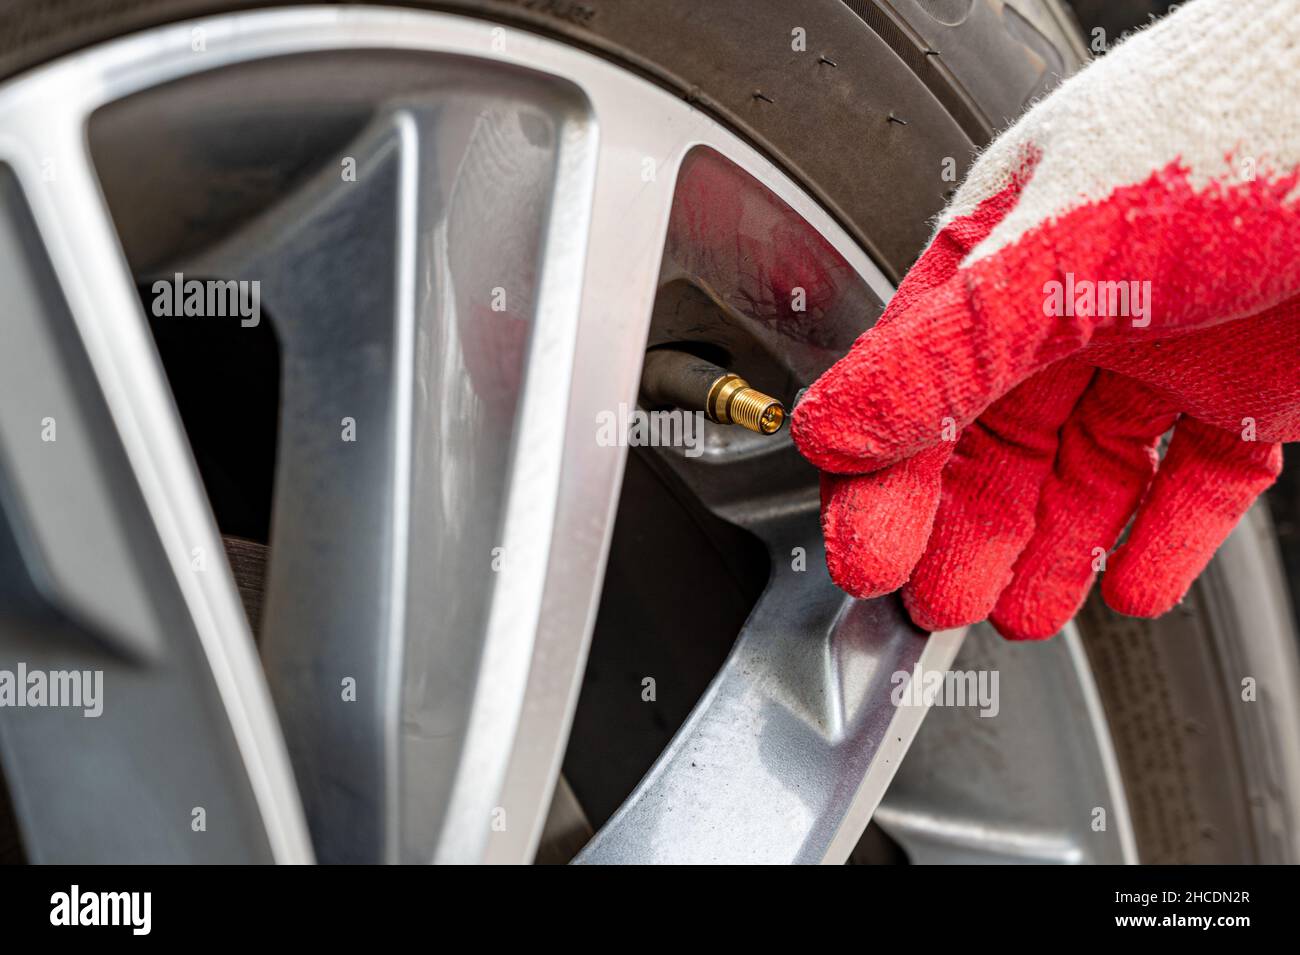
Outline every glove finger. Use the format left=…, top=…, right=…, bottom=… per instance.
left=990, top=373, right=1180, bottom=641
left=901, top=360, right=1095, bottom=632
left=820, top=444, right=950, bottom=599
left=1102, top=419, right=1283, bottom=618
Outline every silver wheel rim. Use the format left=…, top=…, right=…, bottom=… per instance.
left=0, top=5, right=1145, bottom=864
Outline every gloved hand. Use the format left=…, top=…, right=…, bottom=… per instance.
left=791, top=0, right=1300, bottom=640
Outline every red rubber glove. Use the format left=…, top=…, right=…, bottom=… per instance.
left=791, top=0, right=1300, bottom=640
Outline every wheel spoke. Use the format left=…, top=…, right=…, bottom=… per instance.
left=577, top=511, right=963, bottom=864
left=0, top=91, right=311, bottom=862
left=168, top=50, right=689, bottom=860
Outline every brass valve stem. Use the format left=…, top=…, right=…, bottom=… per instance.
left=640, top=348, right=785, bottom=435
left=706, top=373, right=785, bottom=434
